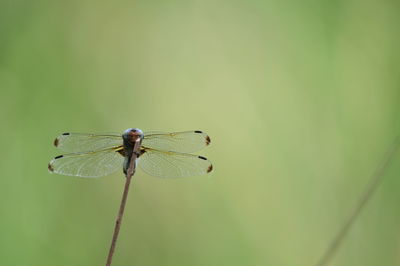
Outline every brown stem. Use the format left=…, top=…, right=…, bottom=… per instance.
left=106, top=154, right=136, bottom=266
left=315, top=135, right=400, bottom=266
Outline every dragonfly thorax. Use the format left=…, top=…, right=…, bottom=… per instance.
left=122, top=128, right=144, bottom=175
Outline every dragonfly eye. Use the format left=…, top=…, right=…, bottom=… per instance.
left=123, top=128, right=144, bottom=143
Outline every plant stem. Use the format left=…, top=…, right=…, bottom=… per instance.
left=106, top=153, right=137, bottom=266
left=315, top=135, right=400, bottom=266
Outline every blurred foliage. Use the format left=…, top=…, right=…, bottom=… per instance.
left=1, top=0, right=400, bottom=265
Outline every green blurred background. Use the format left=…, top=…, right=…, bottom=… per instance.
left=1, top=0, right=400, bottom=265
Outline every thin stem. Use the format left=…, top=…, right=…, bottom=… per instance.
left=315, top=135, right=400, bottom=266
left=106, top=154, right=136, bottom=266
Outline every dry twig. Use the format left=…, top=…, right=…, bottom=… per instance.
left=316, top=136, right=400, bottom=266
left=106, top=151, right=137, bottom=266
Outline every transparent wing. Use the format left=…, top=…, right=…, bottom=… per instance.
left=48, top=147, right=124, bottom=178
left=142, top=130, right=211, bottom=153
left=53, top=133, right=122, bottom=153
left=138, top=148, right=213, bottom=178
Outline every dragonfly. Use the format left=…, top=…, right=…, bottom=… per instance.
left=48, top=128, right=213, bottom=178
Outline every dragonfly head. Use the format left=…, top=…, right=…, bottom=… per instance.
left=123, top=128, right=144, bottom=144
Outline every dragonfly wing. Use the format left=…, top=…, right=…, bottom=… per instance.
left=54, top=133, right=122, bottom=153
left=48, top=147, right=124, bottom=178
left=142, top=130, right=211, bottom=153
left=138, top=148, right=213, bottom=178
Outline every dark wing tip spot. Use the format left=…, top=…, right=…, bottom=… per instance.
left=194, top=130, right=203, bottom=133
left=207, top=164, right=213, bottom=173
left=205, top=136, right=211, bottom=145
left=62, top=132, right=70, bottom=135
left=53, top=138, right=59, bottom=147
left=198, top=156, right=207, bottom=160
left=48, top=163, right=54, bottom=172
left=54, top=155, right=64, bottom=159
